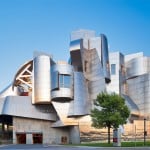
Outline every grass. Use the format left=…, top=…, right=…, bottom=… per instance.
left=69, top=141, right=150, bottom=147
left=122, top=141, right=150, bottom=147
left=80, top=142, right=113, bottom=147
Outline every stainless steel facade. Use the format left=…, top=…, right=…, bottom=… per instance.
left=69, top=72, right=90, bottom=116
left=107, top=52, right=125, bottom=94
left=0, top=29, right=149, bottom=144
left=70, top=30, right=110, bottom=104
left=108, top=52, right=150, bottom=119
left=51, top=61, right=73, bottom=101
left=33, top=55, right=51, bottom=104
left=125, top=53, right=150, bottom=117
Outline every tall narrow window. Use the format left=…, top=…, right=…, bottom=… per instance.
left=111, top=64, right=116, bottom=75
left=59, top=74, right=71, bottom=88
left=51, top=71, right=59, bottom=90
left=84, top=61, right=88, bottom=72
left=121, top=65, right=125, bottom=76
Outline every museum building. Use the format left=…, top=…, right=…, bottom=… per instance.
left=0, top=29, right=150, bottom=144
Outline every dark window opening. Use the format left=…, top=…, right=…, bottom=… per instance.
left=84, top=61, right=88, bottom=72
left=0, top=115, right=13, bottom=144
left=16, top=133, right=26, bottom=144
left=33, top=133, right=43, bottom=144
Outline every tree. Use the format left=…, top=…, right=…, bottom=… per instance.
left=90, top=92, right=130, bottom=144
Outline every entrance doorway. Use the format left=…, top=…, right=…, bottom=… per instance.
left=32, top=133, right=43, bottom=144
left=16, top=133, right=26, bottom=144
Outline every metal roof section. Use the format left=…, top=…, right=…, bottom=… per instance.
left=0, top=84, right=17, bottom=98
left=0, top=96, right=56, bottom=121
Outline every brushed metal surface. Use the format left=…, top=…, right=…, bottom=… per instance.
left=68, top=72, right=90, bottom=116
left=1, top=30, right=150, bottom=142
left=100, top=34, right=110, bottom=83
left=0, top=96, right=56, bottom=121
left=51, top=63, right=73, bottom=100
left=33, top=55, right=51, bottom=104
left=126, top=57, right=147, bottom=79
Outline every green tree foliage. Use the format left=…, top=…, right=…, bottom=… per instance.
left=90, top=92, right=130, bottom=143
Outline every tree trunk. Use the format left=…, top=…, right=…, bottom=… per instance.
left=108, top=127, right=111, bottom=144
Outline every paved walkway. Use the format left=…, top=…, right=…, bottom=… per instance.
left=0, top=144, right=150, bottom=150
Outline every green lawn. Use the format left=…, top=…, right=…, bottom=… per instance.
left=70, top=141, right=150, bottom=147
left=121, top=141, right=150, bottom=147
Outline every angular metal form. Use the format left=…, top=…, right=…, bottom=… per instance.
left=0, top=29, right=149, bottom=144
left=51, top=61, right=73, bottom=101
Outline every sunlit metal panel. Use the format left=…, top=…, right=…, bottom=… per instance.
left=126, top=57, right=148, bottom=79
left=100, top=34, right=110, bottom=83
left=70, top=39, right=83, bottom=72
left=1, top=96, right=56, bottom=121
left=33, top=55, right=51, bottom=104
left=68, top=72, right=90, bottom=116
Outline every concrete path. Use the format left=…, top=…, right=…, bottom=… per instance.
left=0, top=144, right=150, bottom=150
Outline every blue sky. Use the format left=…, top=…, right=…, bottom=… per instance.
left=0, top=0, right=150, bottom=91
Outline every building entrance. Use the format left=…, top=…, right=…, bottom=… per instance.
left=32, top=133, right=43, bottom=144
left=16, top=133, right=26, bottom=144
left=0, top=115, right=13, bottom=144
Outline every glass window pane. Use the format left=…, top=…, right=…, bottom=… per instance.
left=111, top=64, right=116, bottom=75
left=51, top=71, right=59, bottom=90
left=59, top=74, right=64, bottom=87
left=59, top=74, right=71, bottom=88
left=64, top=75, right=71, bottom=88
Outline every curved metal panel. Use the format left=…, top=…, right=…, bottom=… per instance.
left=126, top=57, right=148, bottom=79
left=51, top=63, right=73, bottom=101
left=33, top=55, right=51, bottom=104
left=1, top=96, right=56, bottom=121
left=68, top=72, right=90, bottom=116
left=51, top=88, right=73, bottom=100
left=70, top=39, right=82, bottom=52
left=70, top=39, right=83, bottom=72
left=100, top=34, right=110, bottom=83
left=126, top=73, right=150, bottom=117
left=52, top=62, right=73, bottom=75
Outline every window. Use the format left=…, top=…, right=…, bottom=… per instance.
left=84, top=61, right=88, bottom=72
left=106, top=61, right=110, bottom=71
left=59, top=74, right=71, bottom=88
left=121, top=65, right=125, bottom=76
left=111, top=64, right=116, bottom=75
left=51, top=71, right=59, bottom=90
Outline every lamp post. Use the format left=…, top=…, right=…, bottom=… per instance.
left=144, top=118, right=147, bottom=146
